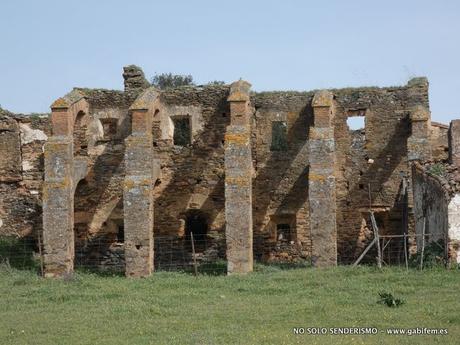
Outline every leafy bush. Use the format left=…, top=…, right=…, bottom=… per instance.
left=377, top=292, right=405, bottom=307
left=409, top=239, right=446, bottom=268
left=151, top=73, right=194, bottom=89
left=428, top=163, right=446, bottom=177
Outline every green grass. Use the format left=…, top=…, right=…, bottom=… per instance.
left=0, top=266, right=459, bottom=345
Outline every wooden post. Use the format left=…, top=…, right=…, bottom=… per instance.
left=420, top=217, right=426, bottom=270
left=368, top=184, right=382, bottom=268
left=370, top=213, right=382, bottom=268
left=190, top=232, right=198, bottom=276
left=353, top=238, right=377, bottom=267
left=403, top=233, right=408, bottom=271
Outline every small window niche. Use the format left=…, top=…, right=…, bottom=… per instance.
left=100, top=118, right=118, bottom=140
left=269, top=214, right=296, bottom=243
left=172, top=116, right=191, bottom=146
left=346, top=109, right=366, bottom=131
left=270, top=121, right=288, bottom=151
left=116, top=224, right=124, bottom=243
left=276, top=224, right=292, bottom=242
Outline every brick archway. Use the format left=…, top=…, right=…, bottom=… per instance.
left=42, top=91, right=90, bottom=277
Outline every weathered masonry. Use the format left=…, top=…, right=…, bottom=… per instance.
left=0, top=65, right=456, bottom=277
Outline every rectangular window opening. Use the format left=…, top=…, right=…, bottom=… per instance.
left=100, top=118, right=118, bottom=140
left=270, top=121, right=288, bottom=151
left=172, top=117, right=191, bottom=146
left=346, top=109, right=366, bottom=131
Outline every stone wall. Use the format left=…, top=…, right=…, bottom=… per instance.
left=1, top=69, right=453, bottom=270
left=251, top=91, right=312, bottom=262
left=333, top=81, right=429, bottom=263
left=71, top=89, right=134, bottom=266
left=152, top=85, right=230, bottom=263
left=0, top=110, right=49, bottom=237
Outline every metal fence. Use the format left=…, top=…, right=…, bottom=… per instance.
left=0, top=232, right=450, bottom=276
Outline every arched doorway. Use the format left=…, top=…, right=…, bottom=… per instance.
left=185, top=210, right=208, bottom=252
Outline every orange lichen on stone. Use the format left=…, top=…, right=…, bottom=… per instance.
left=225, top=133, right=249, bottom=144
left=51, top=98, right=69, bottom=109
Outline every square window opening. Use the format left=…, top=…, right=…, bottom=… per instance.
left=346, top=109, right=366, bottom=131
left=276, top=223, right=292, bottom=242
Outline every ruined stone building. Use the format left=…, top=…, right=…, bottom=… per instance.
left=1, top=65, right=458, bottom=277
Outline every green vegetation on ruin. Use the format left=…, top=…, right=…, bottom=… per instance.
left=0, top=266, right=459, bottom=345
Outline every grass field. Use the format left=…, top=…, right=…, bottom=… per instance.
left=0, top=265, right=459, bottom=345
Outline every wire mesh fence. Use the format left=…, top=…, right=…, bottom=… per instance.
left=0, top=232, right=450, bottom=277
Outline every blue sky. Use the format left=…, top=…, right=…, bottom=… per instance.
left=0, top=0, right=459, bottom=123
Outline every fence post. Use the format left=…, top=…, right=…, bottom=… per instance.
left=190, top=232, right=198, bottom=276
left=420, top=217, right=426, bottom=270
left=37, top=231, right=44, bottom=277
left=403, top=233, right=408, bottom=271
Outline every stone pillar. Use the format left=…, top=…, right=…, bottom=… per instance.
left=123, top=108, right=154, bottom=277
left=43, top=103, right=74, bottom=277
left=308, top=90, right=337, bottom=267
left=225, top=80, right=253, bottom=274
left=408, top=105, right=432, bottom=162
left=449, top=120, right=460, bottom=167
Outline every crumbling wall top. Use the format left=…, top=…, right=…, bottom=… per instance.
left=123, top=65, right=150, bottom=94
left=407, top=76, right=429, bottom=87
left=312, top=90, right=333, bottom=107
left=228, top=80, right=251, bottom=102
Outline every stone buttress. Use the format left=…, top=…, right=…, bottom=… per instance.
left=225, top=80, right=253, bottom=274
left=123, top=89, right=160, bottom=277
left=43, top=92, right=89, bottom=277
left=308, top=90, right=337, bottom=266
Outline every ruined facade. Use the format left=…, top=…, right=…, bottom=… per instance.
left=0, top=65, right=455, bottom=277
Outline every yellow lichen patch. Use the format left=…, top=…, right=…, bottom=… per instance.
left=226, top=176, right=250, bottom=186
left=124, top=179, right=135, bottom=190
left=42, top=179, right=69, bottom=201
left=225, top=133, right=249, bottom=144
left=308, top=173, right=326, bottom=182
left=51, top=98, right=69, bottom=109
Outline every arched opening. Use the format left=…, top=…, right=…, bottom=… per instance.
left=73, top=175, right=125, bottom=272
left=185, top=210, right=208, bottom=252
left=73, top=111, right=88, bottom=155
